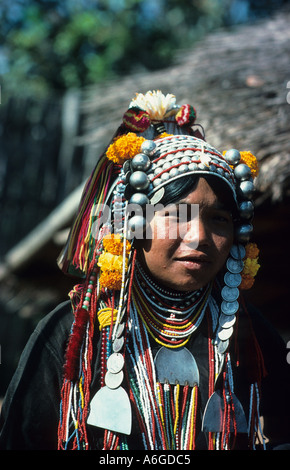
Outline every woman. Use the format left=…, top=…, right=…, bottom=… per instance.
left=0, top=91, right=289, bottom=450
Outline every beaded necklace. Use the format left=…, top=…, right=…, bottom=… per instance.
left=132, top=261, right=212, bottom=348
left=58, top=258, right=266, bottom=451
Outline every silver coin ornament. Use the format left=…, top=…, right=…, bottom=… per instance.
left=221, top=286, right=240, bottom=302
left=230, top=244, right=246, bottom=260
left=226, top=257, right=244, bottom=274
left=112, top=335, right=125, bottom=353
left=219, top=314, right=236, bottom=329
left=107, top=352, right=125, bottom=374
left=224, top=272, right=242, bottom=288
left=218, top=326, right=234, bottom=341
left=221, top=300, right=239, bottom=316
left=105, top=370, right=124, bottom=389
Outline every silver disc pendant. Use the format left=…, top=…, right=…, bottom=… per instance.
left=105, top=370, right=124, bottom=389
left=224, top=272, right=242, bottom=288
left=221, top=286, right=240, bottom=302
left=226, top=258, right=244, bottom=274
left=218, top=326, right=234, bottom=341
left=219, top=313, right=236, bottom=329
left=112, top=336, right=124, bottom=352
left=154, top=346, right=199, bottom=387
left=230, top=244, right=246, bottom=260
left=107, top=352, right=124, bottom=374
left=221, top=300, right=239, bottom=316
left=216, top=339, right=229, bottom=354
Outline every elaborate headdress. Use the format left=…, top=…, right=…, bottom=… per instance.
left=58, top=91, right=263, bottom=451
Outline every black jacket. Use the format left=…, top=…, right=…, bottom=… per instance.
left=0, top=300, right=289, bottom=450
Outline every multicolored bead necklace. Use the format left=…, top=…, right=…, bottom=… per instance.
left=132, top=261, right=212, bottom=348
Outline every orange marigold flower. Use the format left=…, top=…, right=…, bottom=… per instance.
left=103, top=233, right=131, bottom=256
left=245, top=242, right=259, bottom=259
left=99, top=270, right=122, bottom=290
left=240, top=151, right=259, bottom=178
left=240, top=274, right=255, bottom=290
left=106, top=133, right=145, bottom=164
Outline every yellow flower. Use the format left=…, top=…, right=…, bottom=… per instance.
left=97, top=252, right=127, bottom=272
left=102, top=233, right=131, bottom=256
left=240, top=151, right=259, bottom=178
left=242, top=258, right=260, bottom=277
left=106, top=133, right=145, bottom=164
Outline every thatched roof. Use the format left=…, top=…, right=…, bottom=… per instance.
left=78, top=7, right=290, bottom=207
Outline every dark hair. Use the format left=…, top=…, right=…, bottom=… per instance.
left=159, top=174, right=239, bottom=220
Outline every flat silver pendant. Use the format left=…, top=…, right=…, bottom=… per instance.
left=219, top=313, right=236, bottom=329
left=221, top=300, right=239, bottom=316
left=226, top=258, right=244, bottom=274
left=107, top=352, right=125, bottom=374
left=218, top=326, right=234, bottom=341
left=105, top=370, right=124, bottom=389
left=230, top=244, right=246, bottom=260
left=154, top=346, right=199, bottom=387
left=87, top=386, right=132, bottom=435
left=221, top=286, right=240, bottom=302
left=202, top=390, right=247, bottom=433
left=224, top=272, right=242, bottom=288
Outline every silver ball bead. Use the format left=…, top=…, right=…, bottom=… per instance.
left=236, top=223, right=253, bottom=243
left=129, top=171, right=150, bottom=191
left=239, top=180, right=254, bottom=199
left=239, top=200, right=254, bottom=219
left=141, top=140, right=157, bottom=156
left=224, top=149, right=241, bottom=165
left=234, top=163, right=252, bottom=181
left=169, top=167, right=179, bottom=177
left=131, top=153, right=151, bottom=171
left=127, top=215, right=147, bottom=238
left=129, top=192, right=149, bottom=207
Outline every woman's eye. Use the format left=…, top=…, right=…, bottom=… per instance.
left=212, top=213, right=232, bottom=223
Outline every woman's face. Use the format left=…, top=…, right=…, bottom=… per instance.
left=138, top=177, right=234, bottom=292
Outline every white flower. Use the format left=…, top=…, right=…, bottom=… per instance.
left=130, top=90, right=177, bottom=120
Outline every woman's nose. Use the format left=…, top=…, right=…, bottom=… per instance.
left=182, top=218, right=210, bottom=249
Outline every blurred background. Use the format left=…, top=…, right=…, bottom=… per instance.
left=0, top=0, right=290, bottom=401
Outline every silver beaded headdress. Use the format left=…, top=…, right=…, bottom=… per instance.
left=113, top=134, right=255, bottom=244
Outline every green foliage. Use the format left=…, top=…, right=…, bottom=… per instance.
left=0, top=0, right=233, bottom=98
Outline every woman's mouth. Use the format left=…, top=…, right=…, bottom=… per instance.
left=175, top=255, right=210, bottom=270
